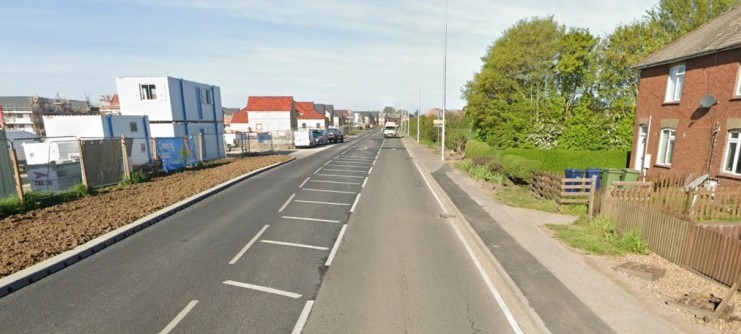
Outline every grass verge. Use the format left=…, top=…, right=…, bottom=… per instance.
left=549, top=215, right=648, bottom=255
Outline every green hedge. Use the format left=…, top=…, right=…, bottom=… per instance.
left=503, top=148, right=628, bottom=171
left=464, top=140, right=629, bottom=183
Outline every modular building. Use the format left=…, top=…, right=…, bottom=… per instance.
left=116, top=76, right=225, bottom=160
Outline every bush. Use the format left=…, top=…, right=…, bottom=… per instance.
left=500, top=154, right=542, bottom=184
left=465, top=140, right=501, bottom=159
left=504, top=148, right=628, bottom=171
left=120, top=171, right=149, bottom=186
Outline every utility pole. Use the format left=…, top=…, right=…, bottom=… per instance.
left=441, top=0, right=448, bottom=161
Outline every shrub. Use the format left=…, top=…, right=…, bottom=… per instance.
left=465, top=140, right=501, bottom=159
left=121, top=171, right=149, bottom=186
left=504, top=148, right=628, bottom=172
left=500, top=154, right=542, bottom=184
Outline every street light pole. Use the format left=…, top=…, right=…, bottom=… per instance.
left=441, top=0, right=448, bottom=161
left=417, top=72, right=421, bottom=143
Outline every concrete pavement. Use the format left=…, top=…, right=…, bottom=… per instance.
left=401, top=135, right=713, bottom=334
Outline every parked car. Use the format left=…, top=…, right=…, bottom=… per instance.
left=311, top=129, right=329, bottom=145
left=293, top=131, right=316, bottom=148
left=326, top=128, right=344, bottom=143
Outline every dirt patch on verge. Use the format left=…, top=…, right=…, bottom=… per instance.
left=0, top=155, right=291, bottom=278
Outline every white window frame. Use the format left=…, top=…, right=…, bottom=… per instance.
left=139, top=84, right=157, bottom=100
left=657, top=128, right=676, bottom=166
left=723, top=130, right=741, bottom=174
left=665, top=65, right=685, bottom=102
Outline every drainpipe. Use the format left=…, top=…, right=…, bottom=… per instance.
left=707, top=121, right=720, bottom=175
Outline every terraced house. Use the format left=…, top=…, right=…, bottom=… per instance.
left=632, top=5, right=741, bottom=186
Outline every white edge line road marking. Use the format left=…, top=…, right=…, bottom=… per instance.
left=309, top=180, right=361, bottom=185
left=223, top=280, right=302, bottom=299
left=294, top=200, right=350, bottom=206
left=315, top=174, right=365, bottom=179
left=314, top=167, right=322, bottom=174
left=350, top=193, right=361, bottom=213
left=322, top=169, right=367, bottom=173
left=292, top=300, right=315, bottom=334
left=159, top=300, right=198, bottom=334
left=282, top=216, right=340, bottom=223
left=452, top=223, right=524, bottom=334
left=368, top=167, right=373, bottom=175
left=261, top=240, right=329, bottom=250
left=412, top=160, right=447, bottom=214
left=372, top=160, right=376, bottom=166
left=302, top=188, right=357, bottom=194
left=278, top=194, right=296, bottom=213
left=325, top=224, right=348, bottom=266
left=299, top=177, right=310, bottom=188
left=229, top=225, right=270, bottom=265
left=362, top=177, right=368, bottom=188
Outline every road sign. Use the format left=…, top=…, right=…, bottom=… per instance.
left=433, top=119, right=444, bottom=125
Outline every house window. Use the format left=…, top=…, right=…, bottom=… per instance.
left=316, top=123, right=320, bottom=128
left=301, top=123, right=307, bottom=129
left=204, top=90, right=213, bottom=104
left=665, top=65, right=685, bottom=102
left=657, top=128, right=676, bottom=165
left=736, top=65, right=741, bottom=96
left=129, top=122, right=138, bottom=132
left=723, top=130, right=741, bottom=174
left=256, top=123, right=263, bottom=130
left=139, top=84, right=157, bottom=100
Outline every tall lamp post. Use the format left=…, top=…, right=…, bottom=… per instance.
left=441, top=0, right=448, bottom=161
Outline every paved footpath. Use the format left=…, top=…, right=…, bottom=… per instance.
left=402, top=135, right=714, bottom=334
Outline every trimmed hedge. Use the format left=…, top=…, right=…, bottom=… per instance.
left=464, top=140, right=629, bottom=183
left=503, top=148, right=628, bottom=171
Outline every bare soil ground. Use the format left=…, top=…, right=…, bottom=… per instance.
left=0, top=155, right=290, bottom=278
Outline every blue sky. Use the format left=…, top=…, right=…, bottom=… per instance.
left=0, top=0, right=656, bottom=112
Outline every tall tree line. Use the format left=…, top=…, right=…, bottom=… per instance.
left=464, top=0, right=740, bottom=151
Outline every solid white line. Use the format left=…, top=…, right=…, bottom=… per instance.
left=368, top=167, right=373, bottom=175
left=229, top=225, right=270, bottom=265
left=335, top=157, right=374, bottom=161
left=278, top=194, right=296, bottom=213
left=294, top=200, right=350, bottom=206
left=314, top=167, right=322, bottom=174
left=292, top=301, right=315, bottom=334
left=302, top=188, right=357, bottom=194
left=412, top=160, right=447, bottom=213
left=451, top=224, right=524, bottom=334
left=282, top=216, right=340, bottom=223
left=322, top=169, right=367, bottom=173
left=350, top=193, right=361, bottom=212
left=261, top=240, right=329, bottom=250
left=362, top=177, right=368, bottom=188
left=315, top=174, right=365, bottom=179
left=325, top=224, right=348, bottom=266
left=324, top=160, right=332, bottom=166
left=223, top=280, right=302, bottom=299
left=372, top=160, right=376, bottom=166
left=159, top=300, right=198, bottom=334
left=309, top=180, right=361, bottom=185
left=299, top=177, right=310, bottom=188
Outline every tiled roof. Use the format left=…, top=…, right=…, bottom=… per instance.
left=296, top=102, right=325, bottom=120
left=231, top=107, right=249, bottom=124
left=342, top=110, right=350, bottom=117
left=246, top=96, right=294, bottom=111
left=635, top=5, right=741, bottom=69
left=110, top=94, right=119, bottom=106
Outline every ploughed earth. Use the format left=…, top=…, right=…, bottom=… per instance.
left=0, top=155, right=291, bottom=278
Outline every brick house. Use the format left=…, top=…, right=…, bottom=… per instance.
left=632, top=6, right=741, bottom=186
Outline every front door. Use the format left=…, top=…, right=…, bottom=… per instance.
left=634, top=124, right=648, bottom=171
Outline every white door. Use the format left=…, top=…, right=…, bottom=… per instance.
left=634, top=124, right=648, bottom=171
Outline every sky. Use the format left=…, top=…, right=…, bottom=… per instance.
left=0, top=0, right=657, bottom=112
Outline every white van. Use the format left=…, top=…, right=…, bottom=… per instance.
left=383, top=122, right=398, bottom=138
left=294, top=131, right=316, bottom=148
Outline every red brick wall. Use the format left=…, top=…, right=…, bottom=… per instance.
left=633, top=49, right=741, bottom=186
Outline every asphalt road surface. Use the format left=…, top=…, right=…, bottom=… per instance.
left=0, top=129, right=520, bottom=333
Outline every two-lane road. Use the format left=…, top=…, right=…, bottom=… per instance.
left=0, top=129, right=523, bottom=333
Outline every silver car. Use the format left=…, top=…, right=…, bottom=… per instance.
left=311, top=129, right=329, bottom=145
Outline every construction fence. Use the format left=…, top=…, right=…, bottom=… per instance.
left=224, top=130, right=295, bottom=156
left=0, top=132, right=228, bottom=204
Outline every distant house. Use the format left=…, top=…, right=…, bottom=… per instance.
left=228, top=106, right=250, bottom=133
left=353, top=111, right=377, bottom=128
left=115, top=76, right=225, bottom=160
left=222, top=107, right=239, bottom=129
left=631, top=5, right=741, bottom=185
left=0, top=96, right=96, bottom=136
left=332, top=108, right=345, bottom=127
left=296, top=101, right=327, bottom=130
left=99, top=94, right=121, bottom=115
left=42, top=114, right=152, bottom=166
left=244, top=96, right=298, bottom=133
